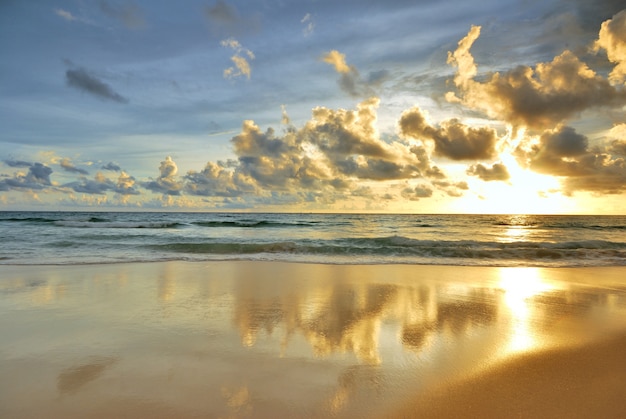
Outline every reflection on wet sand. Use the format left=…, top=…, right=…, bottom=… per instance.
left=225, top=264, right=626, bottom=416
left=233, top=278, right=501, bottom=363
left=57, top=357, right=117, bottom=395
left=1, top=262, right=625, bottom=418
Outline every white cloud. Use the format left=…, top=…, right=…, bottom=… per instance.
left=594, top=10, right=626, bottom=83
left=301, top=13, right=315, bottom=37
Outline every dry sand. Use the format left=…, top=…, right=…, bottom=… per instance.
left=1, top=262, right=625, bottom=418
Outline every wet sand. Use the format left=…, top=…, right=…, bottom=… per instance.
left=392, top=331, right=626, bottom=418
left=1, top=262, right=625, bottom=418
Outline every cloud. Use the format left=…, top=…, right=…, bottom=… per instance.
left=467, top=163, right=511, bottom=181
left=54, top=8, right=96, bottom=26
left=99, top=0, right=145, bottom=29
left=25, top=163, right=52, bottom=185
left=221, top=38, right=254, bottom=80
left=63, top=171, right=139, bottom=196
left=517, top=125, right=626, bottom=194
left=66, top=67, right=129, bottom=103
left=181, top=99, right=440, bottom=205
left=143, top=156, right=184, bottom=196
left=60, top=158, right=89, bottom=175
left=447, top=25, right=481, bottom=90
left=609, top=139, right=626, bottom=155
left=322, top=50, right=351, bottom=74
left=301, top=13, right=315, bottom=37
left=401, top=184, right=433, bottom=200
left=321, top=50, right=376, bottom=97
left=115, top=172, right=140, bottom=195
left=607, top=124, right=626, bottom=155
left=102, top=162, right=122, bottom=171
left=594, top=10, right=626, bottom=83
left=447, top=25, right=626, bottom=130
left=55, top=9, right=77, bottom=21
left=0, top=162, right=53, bottom=191
left=230, top=120, right=313, bottom=189
left=432, top=180, right=469, bottom=197
left=399, top=106, right=499, bottom=161
left=523, top=126, right=589, bottom=175
left=300, top=98, right=427, bottom=180
left=205, top=0, right=260, bottom=37
left=65, top=173, right=112, bottom=195
left=184, top=161, right=256, bottom=197
left=3, top=159, right=32, bottom=168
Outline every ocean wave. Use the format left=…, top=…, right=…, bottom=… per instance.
left=3, top=216, right=59, bottom=223
left=493, top=220, right=626, bottom=230
left=53, top=221, right=181, bottom=229
left=3, top=215, right=113, bottom=222
left=151, top=241, right=301, bottom=254
left=145, top=236, right=626, bottom=266
left=192, top=220, right=317, bottom=228
left=2, top=212, right=625, bottom=267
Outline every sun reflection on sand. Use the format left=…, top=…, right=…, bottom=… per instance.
left=499, top=267, right=555, bottom=353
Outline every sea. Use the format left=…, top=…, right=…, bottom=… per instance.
left=0, top=212, right=625, bottom=267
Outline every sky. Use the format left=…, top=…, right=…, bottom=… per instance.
left=1, top=0, right=625, bottom=214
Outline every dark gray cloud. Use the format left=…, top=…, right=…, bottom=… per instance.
left=563, top=0, right=626, bottom=32
left=27, top=163, right=52, bottom=185
left=3, top=159, right=32, bottom=168
left=321, top=50, right=379, bottom=98
left=60, top=158, right=89, bottom=175
left=65, top=178, right=112, bottom=195
left=467, top=162, right=511, bottom=181
left=401, top=184, right=433, bottom=200
left=399, top=106, right=499, bottom=161
left=205, top=0, right=260, bottom=37
left=0, top=162, right=52, bottom=190
left=102, top=162, right=122, bottom=171
left=517, top=125, right=626, bottom=194
left=66, top=68, right=129, bottom=104
left=524, top=126, right=589, bottom=175
left=99, top=0, right=145, bottom=29
left=338, top=70, right=376, bottom=98
left=432, top=180, right=469, bottom=197
left=64, top=172, right=140, bottom=196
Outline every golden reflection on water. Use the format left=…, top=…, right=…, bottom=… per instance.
left=1, top=263, right=625, bottom=418
left=499, top=214, right=533, bottom=243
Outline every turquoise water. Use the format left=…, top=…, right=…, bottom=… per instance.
left=1, top=212, right=625, bottom=266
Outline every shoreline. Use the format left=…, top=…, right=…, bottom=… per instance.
left=2, top=257, right=626, bottom=269
left=2, top=261, right=625, bottom=418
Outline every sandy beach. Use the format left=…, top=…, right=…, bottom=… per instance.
left=1, top=261, right=625, bottom=418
